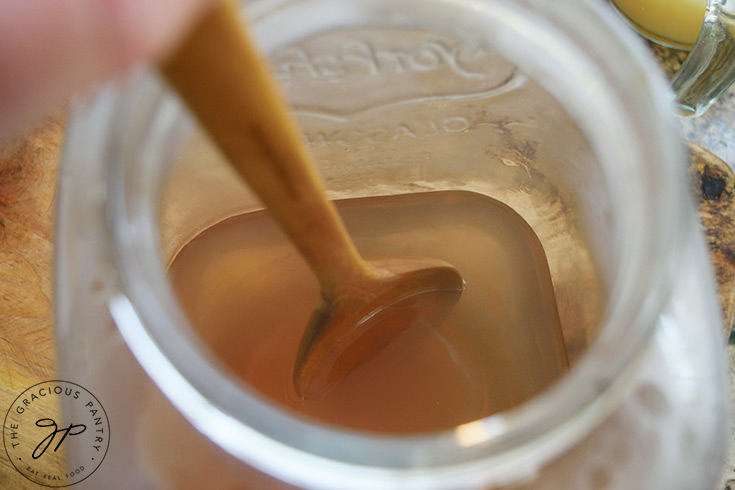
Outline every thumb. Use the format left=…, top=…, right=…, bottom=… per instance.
left=0, top=0, right=219, bottom=140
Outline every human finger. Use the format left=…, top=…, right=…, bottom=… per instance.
left=0, top=0, right=218, bottom=139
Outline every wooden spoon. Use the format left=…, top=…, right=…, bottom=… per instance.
left=160, top=0, right=464, bottom=398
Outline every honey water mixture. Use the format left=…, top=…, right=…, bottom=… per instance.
left=169, top=190, right=568, bottom=433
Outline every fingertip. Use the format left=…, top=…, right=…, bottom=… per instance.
left=0, top=0, right=219, bottom=141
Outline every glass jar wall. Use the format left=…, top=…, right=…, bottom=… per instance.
left=56, top=0, right=728, bottom=488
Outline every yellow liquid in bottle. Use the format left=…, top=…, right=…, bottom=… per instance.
left=611, top=0, right=707, bottom=48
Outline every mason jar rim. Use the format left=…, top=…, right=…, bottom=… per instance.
left=89, top=0, right=691, bottom=487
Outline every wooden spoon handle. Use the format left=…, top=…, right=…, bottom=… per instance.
left=160, top=0, right=368, bottom=294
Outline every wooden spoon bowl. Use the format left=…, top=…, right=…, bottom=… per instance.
left=294, top=258, right=464, bottom=398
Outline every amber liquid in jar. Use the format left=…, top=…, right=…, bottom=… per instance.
left=169, top=190, right=568, bottom=433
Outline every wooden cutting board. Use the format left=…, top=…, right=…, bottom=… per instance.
left=0, top=115, right=64, bottom=488
left=688, top=142, right=735, bottom=335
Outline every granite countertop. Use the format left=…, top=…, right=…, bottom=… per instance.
left=683, top=88, right=735, bottom=490
left=653, top=43, right=735, bottom=489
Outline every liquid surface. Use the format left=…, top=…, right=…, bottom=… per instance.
left=612, top=0, right=707, bottom=48
left=169, top=191, right=568, bottom=433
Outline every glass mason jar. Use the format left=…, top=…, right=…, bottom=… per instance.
left=56, top=0, right=729, bottom=488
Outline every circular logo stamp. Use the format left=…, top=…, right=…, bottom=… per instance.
left=3, top=380, right=110, bottom=487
